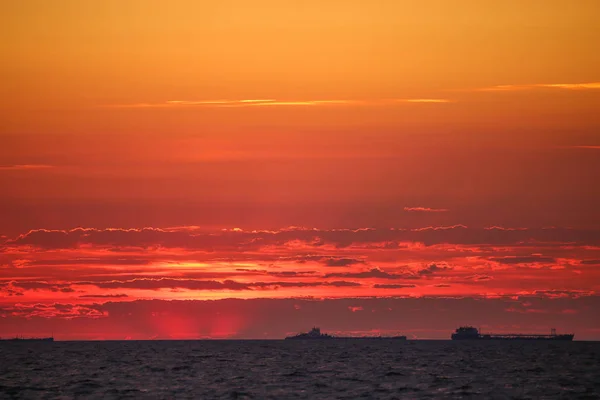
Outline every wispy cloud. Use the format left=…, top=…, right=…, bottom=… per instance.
left=0, top=164, right=54, bottom=171
left=477, top=82, right=600, bottom=92
left=104, top=98, right=453, bottom=108
left=245, top=100, right=362, bottom=107
left=538, top=83, right=600, bottom=90
left=166, top=99, right=278, bottom=106
left=565, top=145, right=600, bottom=150
left=404, top=207, right=449, bottom=213
left=394, top=99, right=451, bottom=103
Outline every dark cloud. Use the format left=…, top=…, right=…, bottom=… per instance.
left=323, top=258, right=365, bottom=267
left=373, top=284, right=417, bottom=289
left=327, top=281, right=361, bottom=287
left=79, top=294, right=129, bottom=298
left=11, top=281, right=75, bottom=292
left=325, top=268, right=410, bottom=280
left=81, top=278, right=361, bottom=291
left=235, top=268, right=267, bottom=273
left=532, top=290, right=594, bottom=298
left=0, top=302, right=106, bottom=319
left=25, top=258, right=152, bottom=266
left=269, top=271, right=318, bottom=278
left=3, top=288, right=24, bottom=296
left=235, top=269, right=317, bottom=278
left=283, top=255, right=366, bottom=267
left=580, top=260, right=600, bottom=265
left=489, top=256, right=556, bottom=264
left=249, top=281, right=360, bottom=289
left=88, top=279, right=251, bottom=291
left=418, top=264, right=450, bottom=275
left=323, top=264, right=447, bottom=282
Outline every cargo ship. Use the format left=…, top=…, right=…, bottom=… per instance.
left=0, top=336, right=54, bottom=342
left=285, top=327, right=407, bottom=340
left=451, top=326, right=574, bottom=341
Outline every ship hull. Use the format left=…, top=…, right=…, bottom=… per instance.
left=451, top=334, right=574, bottom=341
left=285, top=336, right=407, bottom=340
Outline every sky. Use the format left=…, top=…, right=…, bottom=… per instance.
left=1, top=0, right=600, bottom=340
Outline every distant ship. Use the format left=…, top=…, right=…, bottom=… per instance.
left=451, top=326, right=574, bottom=341
left=0, top=336, right=54, bottom=342
left=285, top=327, right=407, bottom=340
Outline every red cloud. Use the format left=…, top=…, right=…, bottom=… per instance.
left=7, top=226, right=600, bottom=251
left=403, top=207, right=449, bottom=212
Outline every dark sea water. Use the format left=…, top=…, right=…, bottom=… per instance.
left=1, top=340, right=599, bottom=399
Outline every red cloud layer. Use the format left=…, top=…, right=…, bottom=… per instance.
left=1, top=225, right=599, bottom=338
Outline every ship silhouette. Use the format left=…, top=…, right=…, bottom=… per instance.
left=285, top=327, right=407, bottom=340
left=451, top=326, right=574, bottom=341
left=0, top=335, right=54, bottom=342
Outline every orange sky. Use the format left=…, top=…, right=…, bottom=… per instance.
left=1, top=1, right=600, bottom=339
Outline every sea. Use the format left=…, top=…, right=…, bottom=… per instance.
left=1, top=340, right=599, bottom=399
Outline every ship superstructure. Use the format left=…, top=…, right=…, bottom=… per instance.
left=285, top=327, right=334, bottom=340
left=285, top=327, right=407, bottom=340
